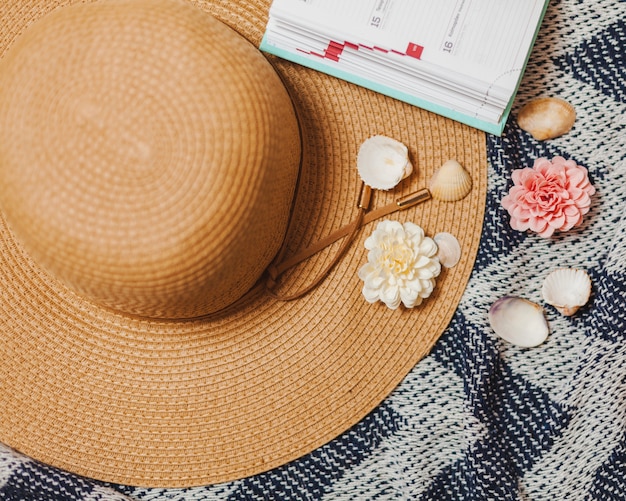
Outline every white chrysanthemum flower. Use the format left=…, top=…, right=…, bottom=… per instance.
left=358, top=220, right=441, bottom=309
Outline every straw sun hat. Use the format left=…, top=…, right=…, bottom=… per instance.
left=0, top=0, right=486, bottom=488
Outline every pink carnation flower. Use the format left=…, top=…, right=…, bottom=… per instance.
left=501, top=156, right=595, bottom=238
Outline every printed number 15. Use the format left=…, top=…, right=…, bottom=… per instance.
left=370, top=16, right=381, bottom=28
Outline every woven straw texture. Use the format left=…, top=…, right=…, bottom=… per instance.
left=0, top=0, right=301, bottom=318
left=1, top=0, right=626, bottom=498
left=0, top=0, right=486, bottom=489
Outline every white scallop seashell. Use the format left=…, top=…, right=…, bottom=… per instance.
left=434, top=232, right=461, bottom=268
left=488, top=296, right=549, bottom=348
left=517, top=97, right=576, bottom=141
left=541, top=268, right=591, bottom=316
left=357, top=135, right=413, bottom=190
left=428, top=159, right=472, bottom=202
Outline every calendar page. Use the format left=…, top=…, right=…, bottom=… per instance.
left=261, top=0, right=550, bottom=134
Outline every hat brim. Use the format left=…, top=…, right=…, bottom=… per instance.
left=0, top=0, right=486, bottom=487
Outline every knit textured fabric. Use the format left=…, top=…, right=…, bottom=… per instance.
left=1, top=0, right=625, bottom=498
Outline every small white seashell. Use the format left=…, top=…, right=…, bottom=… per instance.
left=541, top=268, right=591, bottom=316
left=488, top=296, right=549, bottom=347
left=517, top=97, right=576, bottom=141
left=357, top=135, right=413, bottom=190
left=434, top=232, right=461, bottom=268
left=428, top=159, right=472, bottom=202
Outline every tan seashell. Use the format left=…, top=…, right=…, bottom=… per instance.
left=434, top=232, right=461, bottom=268
left=428, top=159, right=472, bottom=202
left=517, top=97, right=576, bottom=140
left=541, top=268, right=591, bottom=316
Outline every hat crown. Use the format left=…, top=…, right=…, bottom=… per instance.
left=0, top=0, right=301, bottom=318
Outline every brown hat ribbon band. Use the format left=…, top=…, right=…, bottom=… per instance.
left=265, top=183, right=431, bottom=301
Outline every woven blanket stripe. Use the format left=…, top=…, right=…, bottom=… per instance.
left=1, top=0, right=625, bottom=499
left=0, top=444, right=128, bottom=501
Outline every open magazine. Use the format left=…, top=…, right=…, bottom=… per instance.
left=260, top=0, right=550, bottom=135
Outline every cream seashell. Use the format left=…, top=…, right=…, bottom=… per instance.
left=541, top=268, right=591, bottom=316
left=434, top=232, right=461, bottom=268
left=517, top=97, right=576, bottom=140
left=428, top=159, right=472, bottom=202
left=489, top=296, right=549, bottom=348
left=357, top=135, right=413, bottom=190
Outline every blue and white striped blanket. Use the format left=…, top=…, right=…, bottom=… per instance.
left=1, top=0, right=625, bottom=498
